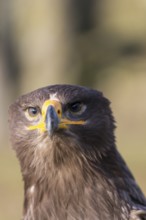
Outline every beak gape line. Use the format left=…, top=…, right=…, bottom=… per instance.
left=28, top=99, right=85, bottom=134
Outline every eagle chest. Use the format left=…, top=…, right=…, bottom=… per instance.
left=24, top=169, right=129, bottom=220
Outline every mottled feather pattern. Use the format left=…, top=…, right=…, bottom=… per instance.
left=9, top=85, right=146, bottom=220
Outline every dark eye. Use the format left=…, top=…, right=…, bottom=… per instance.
left=69, top=102, right=82, bottom=112
left=68, top=102, right=86, bottom=114
left=27, top=107, right=39, bottom=117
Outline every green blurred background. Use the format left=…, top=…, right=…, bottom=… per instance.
left=0, top=0, right=146, bottom=219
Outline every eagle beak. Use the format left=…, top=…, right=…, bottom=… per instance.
left=45, top=100, right=76, bottom=136
left=46, top=105, right=60, bottom=136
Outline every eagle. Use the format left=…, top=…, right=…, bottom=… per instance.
left=9, top=84, right=146, bottom=220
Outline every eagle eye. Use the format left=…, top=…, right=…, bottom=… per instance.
left=28, top=107, right=39, bottom=116
left=68, top=102, right=86, bottom=115
left=25, top=107, right=40, bottom=120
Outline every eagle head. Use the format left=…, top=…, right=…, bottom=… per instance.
left=9, top=85, right=115, bottom=174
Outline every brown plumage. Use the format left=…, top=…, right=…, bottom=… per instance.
left=9, top=84, right=146, bottom=220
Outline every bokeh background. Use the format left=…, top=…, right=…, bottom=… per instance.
left=0, top=0, right=146, bottom=219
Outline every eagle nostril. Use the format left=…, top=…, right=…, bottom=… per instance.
left=57, top=110, right=61, bottom=115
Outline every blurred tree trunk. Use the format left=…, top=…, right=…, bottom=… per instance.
left=1, top=0, right=146, bottom=95
left=3, top=0, right=105, bottom=95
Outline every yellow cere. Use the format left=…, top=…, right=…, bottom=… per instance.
left=28, top=99, right=85, bottom=133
